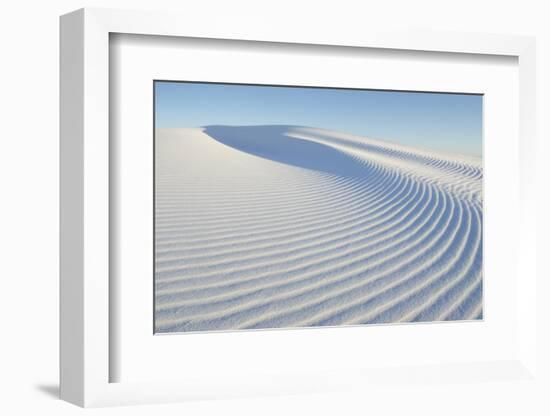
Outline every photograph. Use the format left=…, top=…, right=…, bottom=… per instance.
left=6, top=1, right=540, bottom=412
left=153, top=81, right=483, bottom=334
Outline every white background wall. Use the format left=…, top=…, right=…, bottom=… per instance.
left=0, top=1, right=548, bottom=415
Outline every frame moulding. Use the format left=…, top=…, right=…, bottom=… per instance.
left=60, top=7, right=537, bottom=407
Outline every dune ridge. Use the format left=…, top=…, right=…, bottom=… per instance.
left=154, top=125, right=482, bottom=333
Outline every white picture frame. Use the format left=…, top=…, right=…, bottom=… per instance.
left=60, top=7, right=538, bottom=408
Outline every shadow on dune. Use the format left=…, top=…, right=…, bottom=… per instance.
left=203, top=125, right=371, bottom=179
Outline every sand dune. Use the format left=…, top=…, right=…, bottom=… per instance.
left=154, top=125, right=483, bottom=333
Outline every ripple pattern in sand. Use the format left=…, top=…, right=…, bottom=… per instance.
left=154, top=126, right=483, bottom=333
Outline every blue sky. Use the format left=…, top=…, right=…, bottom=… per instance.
left=155, top=81, right=483, bottom=156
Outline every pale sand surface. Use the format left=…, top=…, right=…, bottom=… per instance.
left=154, top=126, right=482, bottom=333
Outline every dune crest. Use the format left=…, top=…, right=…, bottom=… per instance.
left=154, top=126, right=483, bottom=333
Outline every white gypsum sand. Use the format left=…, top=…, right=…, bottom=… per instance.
left=154, top=126, right=482, bottom=333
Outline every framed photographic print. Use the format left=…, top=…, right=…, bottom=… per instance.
left=153, top=81, right=484, bottom=334
left=60, top=8, right=539, bottom=408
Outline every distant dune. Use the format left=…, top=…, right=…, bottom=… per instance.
left=154, top=125, right=483, bottom=333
